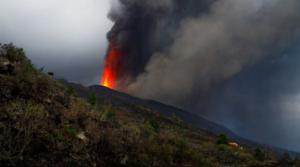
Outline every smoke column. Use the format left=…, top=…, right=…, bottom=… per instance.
left=101, top=0, right=215, bottom=89
left=105, top=0, right=300, bottom=105
left=128, top=0, right=300, bottom=106
left=104, top=0, right=300, bottom=151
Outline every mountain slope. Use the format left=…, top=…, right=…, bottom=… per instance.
left=1, top=44, right=299, bottom=166
left=70, top=83, right=300, bottom=157
left=71, top=84, right=244, bottom=141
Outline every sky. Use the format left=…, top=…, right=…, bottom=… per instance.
left=0, top=0, right=113, bottom=85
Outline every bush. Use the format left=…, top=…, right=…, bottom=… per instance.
left=189, top=150, right=212, bottom=167
left=101, top=104, right=115, bottom=121
left=0, top=43, right=26, bottom=63
left=217, top=134, right=229, bottom=145
left=279, top=153, right=293, bottom=166
left=171, top=113, right=182, bottom=124
left=174, top=137, right=188, bottom=163
left=0, top=43, right=37, bottom=79
left=47, top=72, right=54, bottom=76
left=64, top=126, right=78, bottom=138
left=0, top=100, right=47, bottom=160
left=254, top=148, right=266, bottom=161
left=87, top=93, right=97, bottom=106
left=147, top=119, right=160, bottom=132
left=66, top=86, right=75, bottom=96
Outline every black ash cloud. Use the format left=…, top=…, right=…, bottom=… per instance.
left=109, top=0, right=300, bottom=151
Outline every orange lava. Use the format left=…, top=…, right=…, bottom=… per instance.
left=100, top=43, right=120, bottom=89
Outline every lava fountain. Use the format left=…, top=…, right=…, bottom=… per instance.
left=100, top=43, right=120, bottom=89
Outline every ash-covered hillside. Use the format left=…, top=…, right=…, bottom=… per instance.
left=0, top=44, right=299, bottom=166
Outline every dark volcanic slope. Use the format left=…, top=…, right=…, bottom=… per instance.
left=72, top=84, right=235, bottom=136
left=69, top=83, right=300, bottom=157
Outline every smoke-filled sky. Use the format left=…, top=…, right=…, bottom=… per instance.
left=0, top=0, right=113, bottom=84
left=107, top=0, right=300, bottom=152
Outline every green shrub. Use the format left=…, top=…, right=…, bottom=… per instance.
left=147, top=119, right=160, bottom=132
left=171, top=113, right=182, bottom=124
left=189, top=150, right=212, bottom=167
left=254, top=148, right=266, bottom=161
left=101, top=104, right=115, bottom=121
left=64, top=126, right=77, bottom=138
left=174, top=137, right=188, bottom=162
left=66, top=86, right=75, bottom=96
left=1, top=43, right=26, bottom=62
left=87, top=93, right=97, bottom=106
left=217, top=134, right=229, bottom=145
left=217, top=144, right=229, bottom=151
left=0, top=100, right=47, bottom=159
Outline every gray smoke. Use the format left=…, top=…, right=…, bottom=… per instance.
left=130, top=0, right=173, bottom=10
left=128, top=0, right=300, bottom=106
left=108, top=0, right=300, bottom=151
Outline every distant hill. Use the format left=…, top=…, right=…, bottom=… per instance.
left=1, top=43, right=299, bottom=166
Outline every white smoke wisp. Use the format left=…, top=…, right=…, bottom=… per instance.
left=128, top=0, right=300, bottom=106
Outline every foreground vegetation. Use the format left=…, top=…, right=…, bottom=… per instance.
left=0, top=43, right=299, bottom=166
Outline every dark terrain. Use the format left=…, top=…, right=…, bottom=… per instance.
left=1, top=43, right=299, bottom=166
left=70, top=83, right=300, bottom=157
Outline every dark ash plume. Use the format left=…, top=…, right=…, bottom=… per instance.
left=128, top=0, right=300, bottom=106
left=107, top=0, right=300, bottom=151
left=107, top=0, right=215, bottom=88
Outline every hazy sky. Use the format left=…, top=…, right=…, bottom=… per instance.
left=0, top=0, right=113, bottom=85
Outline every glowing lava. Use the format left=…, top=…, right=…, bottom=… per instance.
left=100, top=43, right=120, bottom=89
